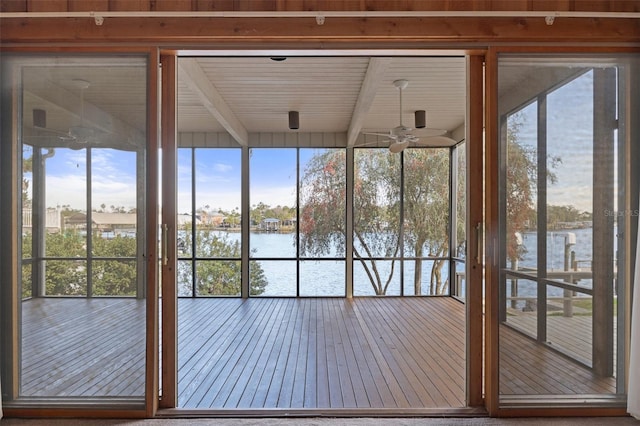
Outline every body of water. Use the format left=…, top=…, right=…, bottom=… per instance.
left=178, top=230, right=453, bottom=297
left=509, top=227, right=613, bottom=306
left=178, top=227, right=608, bottom=299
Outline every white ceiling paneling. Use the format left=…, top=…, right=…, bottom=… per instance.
left=177, top=55, right=467, bottom=147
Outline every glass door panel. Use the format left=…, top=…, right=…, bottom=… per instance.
left=497, top=54, right=638, bottom=402
left=1, top=54, right=148, bottom=404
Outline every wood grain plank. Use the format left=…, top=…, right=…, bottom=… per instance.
left=21, top=298, right=146, bottom=397
left=275, top=299, right=306, bottom=407
left=530, top=0, right=573, bottom=11
left=328, top=299, right=359, bottom=408
left=288, top=299, right=310, bottom=408
left=208, top=299, right=280, bottom=407
left=499, top=324, right=616, bottom=395
left=338, top=299, right=387, bottom=408
left=358, top=298, right=441, bottom=406
left=313, top=299, right=330, bottom=408
left=261, top=299, right=303, bottom=407
left=195, top=0, right=234, bottom=10
left=179, top=299, right=274, bottom=407
left=341, top=300, right=386, bottom=408
left=68, top=0, right=110, bottom=11
left=222, top=298, right=289, bottom=407
left=303, top=299, right=318, bottom=408
left=109, top=0, right=151, bottom=11
left=234, top=0, right=277, bottom=11
left=152, top=0, right=193, bottom=11
left=28, top=0, right=67, bottom=12
left=1, top=0, right=27, bottom=12
left=321, top=299, right=344, bottom=408
left=240, top=299, right=295, bottom=407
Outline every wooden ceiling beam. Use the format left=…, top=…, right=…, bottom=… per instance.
left=178, top=58, right=249, bottom=146
left=347, top=57, right=391, bottom=146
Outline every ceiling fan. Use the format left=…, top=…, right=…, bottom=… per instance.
left=28, top=79, right=120, bottom=150
left=362, top=79, right=456, bottom=153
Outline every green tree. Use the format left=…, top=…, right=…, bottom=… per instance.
left=178, top=227, right=267, bottom=296
left=92, top=234, right=137, bottom=295
left=403, top=149, right=451, bottom=295
left=33, top=231, right=87, bottom=296
left=299, top=148, right=452, bottom=295
left=506, top=114, right=560, bottom=263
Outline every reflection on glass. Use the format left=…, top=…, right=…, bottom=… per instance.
left=498, top=55, right=635, bottom=400
left=455, top=142, right=467, bottom=259
left=503, top=278, right=538, bottom=337
left=11, top=55, right=148, bottom=402
left=42, top=260, right=88, bottom=296
left=92, top=260, right=137, bottom=296
left=177, top=259, right=194, bottom=297
left=454, top=261, right=466, bottom=300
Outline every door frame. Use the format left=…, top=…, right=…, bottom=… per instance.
left=157, top=49, right=486, bottom=413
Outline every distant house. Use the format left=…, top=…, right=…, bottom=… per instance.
left=199, top=211, right=226, bottom=227
left=260, top=218, right=280, bottom=231
left=282, top=217, right=297, bottom=227
left=177, top=213, right=202, bottom=228
left=64, top=212, right=137, bottom=236
left=22, top=208, right=63, bottom=233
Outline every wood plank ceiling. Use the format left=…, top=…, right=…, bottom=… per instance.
left=177, top=56, right=467, bottom=146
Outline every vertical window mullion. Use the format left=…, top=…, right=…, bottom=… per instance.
left=346, top=147, right=354, bottom=298
left=399, top=152, right=405, bottom=296
left=86, top=148, right=93, bottom=297
left=191, top=147, right=196, bottom=297
left=296, top=148, right=300, bottom=297
left=536, top=94, right=548, bottom=343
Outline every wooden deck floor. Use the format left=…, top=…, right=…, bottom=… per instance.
left=505, top=313, right=596, bottom=366
left=21, top=297, right=146, bottom=397
left=499, top=324, right=616, bottom=395
left=19, top=297, right=617, bottom=408
left=177, top=297, right=465, bottom=409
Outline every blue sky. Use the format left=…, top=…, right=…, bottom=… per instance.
left=512, top=70, right=596, bottom=213
left=41, top=147, right=138, bottom=211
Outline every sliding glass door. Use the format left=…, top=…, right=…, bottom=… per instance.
left=496, top=53, right=639, bottom=405
left=1, top=54, right=149, bottom=408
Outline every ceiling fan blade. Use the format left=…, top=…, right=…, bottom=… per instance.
left=413, top=128, right=447, bottom=138
left=354, top=138, right=394, bottom=148
left=362, top=131, right=393, bottom=137
left=415, top=135, right=458, bottom=146
left=389, top=140, right=410, bottom=153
